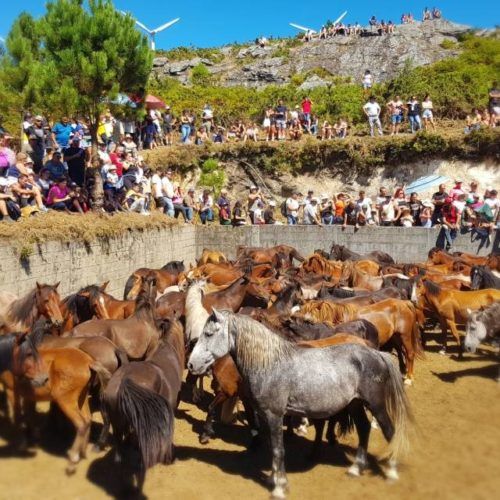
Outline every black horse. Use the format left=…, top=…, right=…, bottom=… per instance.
left=470, top=265, right=500, bottom=290
left=329, top=244, right=395, bottom=264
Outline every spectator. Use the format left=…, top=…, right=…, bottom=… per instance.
left=108, top=143, right=124, bottom=176
left=216, top=189, right=231, bottom=213
left=285, top=192, right=300, bottom=225
left=263, top=106, right=274, bottom=141
left=252, top=200, right=265, bottom=225
left=274, top=99, right=288, bottom=141
left=264, top=200, right=278, bottom=224
left=247, top=186, right=263, bottom=224
left=304, top=197, right=322, bottom=225
left=363, top=96, right=383, bottom=137
left=195, top=126, right=209, bottom=145
left=334, top=192, right=347, bottom=224
left=343, top=200, right=358, bottom=228
left=198, top=189, right=214, bottom=225
left=319, top=194, right=334, bottom=224
left=25, top=115, right=46, bottom=171
left=387, top=96, right=404, bottom=136
left=467, top=181, right=482, bottom=202
left=46, top=177, right=76, bottom=212
left=181, top=187, right=196, bottom=223
left=301, top=97, right=312, bottom=131
left=400, top=207, right=414, bottom=227
left=0, top=132, right=16, bottom=177
left=103, top=164, right=119, bottom=192
left=432, top=183, right=448, bottom=225
left=218, top=199, right=232, bottom=226
left=232, top=200, right=247, bottom=226
left=0, top=177, right=21, bottom=222
left=356, top=190, right=373, bottom=222
left=125, top=183, right=149, bottom=215
left=440, top=196, right=460, bottom=250
left=122, top=134, right=138, bottom=156
left=420, top=200, right=434, bottom=228
left=51, top=117, right=73, bottom=151
left=160, top=169, right=175, bottom=217
left=172, top=186, right=192, bottom=223
left=11, top=173, right=47, bottom=212
left=408, top=192, right=423, bottom=225
left=362, top=70, right=373, bottom=91
left=422, top=94, right=435, bottom=130
left=180, top=111, right=192, bottom=144
left=36, top=169, right=52, bottom=199
left=64, top=137, right=86, bottom=186
left=162, top=106, right=175, bottom=146
left=202, top=104, right=214, bottom=135
left=407, top=96, right=422, bottom=133
left=379, top=195, right=397, bottom=226
left=449, top=180, right=465, bottom=200
left=44, top=151, right=67, bottom=181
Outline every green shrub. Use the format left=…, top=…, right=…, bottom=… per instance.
left=199, top=159, right=226, bottom=195
left=440, top=39, right=457, bottom=50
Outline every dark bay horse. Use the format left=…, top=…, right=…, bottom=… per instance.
left=189, top=310, right=413, bottom=498
left=470, top=265, right=500, bottom=290
left=102, top=319, right=185, bottom=493
left=329, top=244, right=394, bottom=265
left=67, top=276, right=161, bottom=360
left=78, top=283, right=136, bottom=319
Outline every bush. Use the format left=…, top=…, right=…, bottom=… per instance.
left=199, top=159, right=226, bottom=195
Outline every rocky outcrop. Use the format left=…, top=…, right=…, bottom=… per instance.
left=151, top=19, right=471, bottom=88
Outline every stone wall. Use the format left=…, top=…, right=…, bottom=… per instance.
left=0, top=225, right=496, bottom=298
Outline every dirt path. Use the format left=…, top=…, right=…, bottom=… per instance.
left=0, top=340, right=499, bottom=500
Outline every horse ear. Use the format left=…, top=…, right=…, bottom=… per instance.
left=211, top=308, right=224, bottom=323
left=100, top=281, right=109, bottom=291
left=36, top=282, right=42, bottom=290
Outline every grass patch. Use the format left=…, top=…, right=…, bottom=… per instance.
left=0, top=212, right=181, bottom=258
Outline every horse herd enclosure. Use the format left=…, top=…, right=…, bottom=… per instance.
left=0, top=226, right=498, bottom=500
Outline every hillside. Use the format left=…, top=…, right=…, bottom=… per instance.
left=152, top=19, right=470, bottom=89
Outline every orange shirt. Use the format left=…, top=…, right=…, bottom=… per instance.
left=335, top=200, right=345, bottom=218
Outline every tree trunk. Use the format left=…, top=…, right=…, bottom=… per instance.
left=89, top=116, right=104, bottom=211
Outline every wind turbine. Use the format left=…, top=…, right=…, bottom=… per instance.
left=120, top=11, right=180, bottom=50
left=290, top=11, right=348, bottom=35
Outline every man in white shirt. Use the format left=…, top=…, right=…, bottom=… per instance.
left=286, top=192, right=300, bottom=225
left=356, top=190, right=373, bottom=222
left=363, top=96, right=383, bottom=137
left=303, top=198, right=322, bottom=225
left=159, top=169, right=175, bottom=217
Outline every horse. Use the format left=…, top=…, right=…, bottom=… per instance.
left=464, top=303, right=500, bottom=354
left=102, top=319, right=185, bottom=493
left=237, top=244, right=305, bottom=266
left=414, top=279, right=500, bottom=354
left=470, top=265, right=500, bottom=290
left=68, top=276, right=161, bottom=360
left=0, top=330, right=110, bottom=474
left=198, top=248, right=228, bottom=265
left=299, top=298, right=423, bottom=383
left=329, top=244, right=394, bottom=265
left=188, top=310, right=413, bottom=499
left=78, top=283, right=136, bottom=319
left=123, top=261, right=185, bottom=300
left=0, top=283, right=64, bottom=333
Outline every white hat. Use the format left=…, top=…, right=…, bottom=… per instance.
left=320, top=193, right=328, bottom=200
left=422, top=199, right=433, bottom=208
left=250, top=185, right=257, bottom=190
left=311, top=197, right=319, bottom=203
left=269, top=200, right=276, bottom=207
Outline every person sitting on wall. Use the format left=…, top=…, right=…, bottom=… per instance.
left=232, top=200, right=247, bottom=226
left=198, top=189, right=214, bottom=225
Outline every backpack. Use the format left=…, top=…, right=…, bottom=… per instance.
left=280, top=200, right=288, bottom=217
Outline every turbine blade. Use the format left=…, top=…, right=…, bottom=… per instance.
left=333, top=11, right=348, bottom=25
left=152, top=18, right=180, bottom=34
left=289, top=23, right=316, bottom=33
left=135, top=20, right=152, bottom=34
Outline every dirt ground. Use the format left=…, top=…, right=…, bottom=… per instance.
left=0, top=334, right=499, bottom=500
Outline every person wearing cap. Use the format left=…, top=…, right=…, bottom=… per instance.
left=319, top=194, right=334, bottom=225
left=202, top=104, right=214, bottom=135
left=24, top=115, right=46, bottom=171
left=218, top=198, right=231, bottom=226
left=198, top=189, right=214, bottom=225
left=247, top=185, right=264, bottom=224
left=216, top=188, right=231, bottom=214
left=64, top=137, right=86, bottom=186
left=263, top=200, right=278, bottom=224
left=449, top=180, right=465, bottom=200
left=303, top=197, right=322, bottom=225
left=104, top=164, right=119, bottom=191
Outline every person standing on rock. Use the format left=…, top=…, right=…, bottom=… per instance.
left=301, top=97, right=312, bottom=132
left=363, top=96, right=383, bottom=137
left=274, top=100, right=288, bottom=141
left=407, top=96, right=422, bottom=133
left=387, top=96, right=405, bottom=136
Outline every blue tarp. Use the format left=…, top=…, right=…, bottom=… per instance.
left=405, top=175, right=450, bottom=194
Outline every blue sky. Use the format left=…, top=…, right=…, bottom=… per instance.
left=0, top=0, right=496, bottom=50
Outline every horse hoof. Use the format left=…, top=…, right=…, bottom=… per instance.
left=65, top=464, right=77, bottom=476
left=347, top=464, right=361, bottom=477
left=385, top=467, right=399, bottom=482
left=199, top=434, right=210, bottom=445
left=271, top=486, right=287, bottom=499
left=404, top=378, right=413, bottom=386
left=439, top=349, right=447, bottom=356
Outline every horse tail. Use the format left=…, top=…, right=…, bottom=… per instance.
left=90, top=361, right=112, bottom=392
left=380, top=352, right=414, bottom=460
left=333, top=408, right=354, bottom=438
left=117, top=379, right=174, bottom=470
left=405, top=302, right=425, bottom=359
left=123, top=274, right=137, bottom=300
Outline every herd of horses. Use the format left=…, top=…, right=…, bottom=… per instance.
left=0, top=243, right=498, bottom=497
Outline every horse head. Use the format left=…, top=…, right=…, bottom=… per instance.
left=78, top=284, right=110, bottom=320
left=36, top=282, right=64, bottom=327
left=11, top=331, right=48, bottom=386
left=464, top=308, right=487, bottom=353
left=470, top=266, right=482, bottom=291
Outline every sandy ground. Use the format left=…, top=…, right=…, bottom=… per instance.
left=0, top=334, right=499, bottom=500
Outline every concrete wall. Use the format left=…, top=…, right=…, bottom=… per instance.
left=0, top=224, right=496, bottom=297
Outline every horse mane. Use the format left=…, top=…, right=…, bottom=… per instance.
left=227, top=312, right=295, bottom=372
left=476, top=302, right=500, bottom=327
left=185, top=281, right=209, bottom=343
left=7, top=288, right=39, bottom=328
left=161, top=261, right=185, bottom=273
left=300, top=300, right=357, bottom=324
left=134, top=280, right=157, bottom=322
left=472, top=265, right=498, bottom=288
left=30, top=319, right=52, bottom=347
left=0, top=331, right=40, bottom=373
left=423, top=279, right=442, bottom=296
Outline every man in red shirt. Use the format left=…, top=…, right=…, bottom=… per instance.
left=440, top=197, right=460, bottom=250
left=301, top=97, right=312, bottom=132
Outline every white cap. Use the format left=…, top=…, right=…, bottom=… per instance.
left=269, top=200, right=276, bottom=207
left=320, top=193, right=328, bottom=200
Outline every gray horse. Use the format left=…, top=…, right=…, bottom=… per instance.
left=465, top=303, right=500, bottom=353
left=188, top=309, right=414, bottom=499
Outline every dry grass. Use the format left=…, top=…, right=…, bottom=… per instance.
left=0, top=211, right=181, bottom=258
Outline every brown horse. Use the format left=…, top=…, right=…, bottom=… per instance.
left=198, top=248, right=228, bottom=265
left=0, top=283, right=63, bottom=333
left=0, top=331, right=110, bottom=474
left=415, top=279, right=500, bottom=354
left=78, top=283, right=136, bottom=320
left=123, top=261, right=185, bottom=300
left=187, top=262, right=243, bottom=286
left=102, top=319, right=185, bottom=493
left=68, top=276, right=161, bottom=360
left=237, top=244, right=305, bottom=266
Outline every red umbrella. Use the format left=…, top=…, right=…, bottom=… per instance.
left=144, top=94, right=166, bottom=110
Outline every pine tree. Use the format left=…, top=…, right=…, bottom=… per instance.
left=1, top=0, right=152, bottom=209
